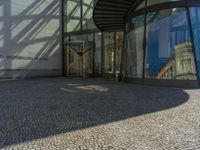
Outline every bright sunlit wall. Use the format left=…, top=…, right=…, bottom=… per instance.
left=0, top=0, right=62, bottom=78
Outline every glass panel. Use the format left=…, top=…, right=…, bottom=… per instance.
left=146, top=8, right=197, bottom=80
left=95, top=33, right=102, bottom=75
left=82, top=0, right=96, bottom=30
left=126, top=15, right=145, bottom=78
left=65, top=0, right=81, bottom=32
left=189, top=7, right=200, bottom=78
left=147, top=0, right=179, bottom=6
left=104, top=32, right=115, bottom=74
left=115, top=32, right=124, bottom=73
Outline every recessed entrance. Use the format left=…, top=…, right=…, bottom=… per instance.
left=65, top=42, right=83, bottom=77
left=64, top=41, right=94, bottom=77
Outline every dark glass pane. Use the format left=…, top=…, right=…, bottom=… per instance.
left=95, top=33, right=102, bottom=74
left=115, top=32, right=123, bottom=73
left=82, top=0, right=96, bottom=30
left=104, top=32, right=115, bottom=74
left=189, top=7, right=200, bottom=78
left=125, top=15, right=145, bottom=78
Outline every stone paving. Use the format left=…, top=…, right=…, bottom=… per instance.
left=0, top=78, right=200, bottom=150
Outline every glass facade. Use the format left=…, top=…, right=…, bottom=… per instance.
left=64, top=0, right=96, bottom=32
left=124, top=0, right=200, bottom=84
left=63, top=0, right=124, bottom=77
left=82, top=0, right=96, bottom=30
left=115, top=32, right=124, bottom=73
left=146, top=8, right=197, bottom=80
left=125, top=15, right=145, bottom=78
left=63, top=0, right=200, bottom=87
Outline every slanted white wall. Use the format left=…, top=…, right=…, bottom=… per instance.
left=0, top=0, right=62, bottom=78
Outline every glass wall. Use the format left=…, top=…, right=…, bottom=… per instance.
left=94, top=33, right=102, bottom=74
left=146, top=8, right=197, bottom=80
left=63, top=0, right=96, bottom=32
left=126, top=15, right=145, bottom=78
left=64, top=0, right=81, bottom=32
left=124, top=0, right=200, bottom=84
left=82, top=0, right=96, bottom=30
left=189, top=7, right=200, bottom=78
left=115, top=32, right=124, bottom=73
left=63, top=0, right=124, bottom=77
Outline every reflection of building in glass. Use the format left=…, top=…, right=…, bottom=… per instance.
left=93, top=0, right=200, bottom=88
left=157, top=42, right=197, bottom=80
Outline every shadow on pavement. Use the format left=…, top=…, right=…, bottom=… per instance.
left=0, top=78, right=189, bottom=148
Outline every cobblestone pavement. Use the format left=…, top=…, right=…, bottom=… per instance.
left=0, top=78, right=200, bottom=150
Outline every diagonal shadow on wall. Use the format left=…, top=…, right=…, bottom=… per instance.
left=0, top=0, right=62, bottom=78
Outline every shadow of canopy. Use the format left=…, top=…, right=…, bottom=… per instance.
left=0, top=78, right=189, bottom=148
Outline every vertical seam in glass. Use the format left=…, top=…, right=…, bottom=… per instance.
left=142, top=0, right=147, bottom=84
left=119, top=27, right=126, bottom=80
left=101, top=32, right=104, bottom=74
left=186, top=5, right=200, bottom=87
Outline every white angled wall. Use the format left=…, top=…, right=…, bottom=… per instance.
left=0, top=0, right=62, bottom=78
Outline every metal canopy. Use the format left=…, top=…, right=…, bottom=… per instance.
left=93, top=0, right=139, bottom=32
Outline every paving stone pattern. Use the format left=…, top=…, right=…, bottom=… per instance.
left=0, top=78, right=200, bottom=150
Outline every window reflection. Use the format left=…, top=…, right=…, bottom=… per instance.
left=126, top=15, right=144, bottom=78
left=146, top=8, right=197, bottom=80
left=104, top=33, right=115, bottom=73
left=95, top=33, right=102, bottom=74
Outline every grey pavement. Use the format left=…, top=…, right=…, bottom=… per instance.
left=0, top=78, right=200, bottom=150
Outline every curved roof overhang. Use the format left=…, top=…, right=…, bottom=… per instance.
left=93, top=0, right=141, bottom=32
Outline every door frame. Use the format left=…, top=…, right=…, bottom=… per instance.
left=65, top=42, right=84, bottom=77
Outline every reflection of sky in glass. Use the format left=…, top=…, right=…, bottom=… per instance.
left=190, top=7, right=200, bottom=78
left=146, top=9, right=191, bottom=77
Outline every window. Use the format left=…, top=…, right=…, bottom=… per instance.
left=189, top=7, right=200, bottom=78
left=145, top=8, right=197, bottom=80
left=65, top=0, right=81, bottom=32
left=126, top=15, right=145, bottom=78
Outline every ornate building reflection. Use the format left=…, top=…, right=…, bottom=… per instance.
left=157, top=41, right=197, bottom=80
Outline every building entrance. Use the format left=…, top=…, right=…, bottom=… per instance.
left=65, top=42, right=83, bottom=77
left=64, top=41, right=94, bottom=77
